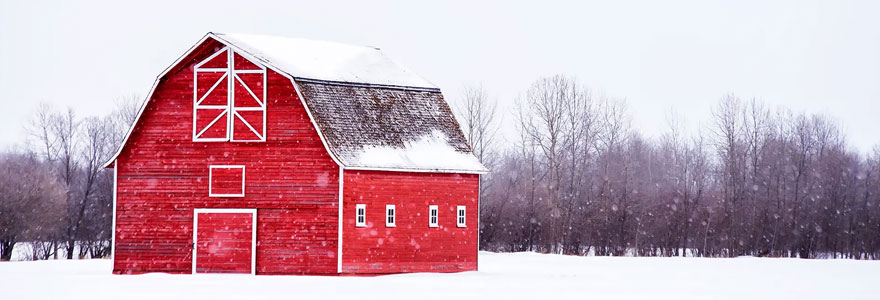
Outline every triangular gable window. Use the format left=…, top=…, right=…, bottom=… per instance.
left=193, top=47, right=266, bottom=142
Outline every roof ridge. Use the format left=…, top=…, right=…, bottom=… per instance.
left=211, top=32, right=438, bottom=89
left=293, top=77, right=441, bottom=93
left=213, top=32, right=380, bottom=51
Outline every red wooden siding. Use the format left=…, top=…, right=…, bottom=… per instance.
left=341, top=170, right=479, bottom=274
left=114, top=38, right=340, bottom=275
left=195, top=212, right=253, bottom=274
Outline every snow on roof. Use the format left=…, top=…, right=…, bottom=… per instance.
left=298, top=83, right=488, bottom=173
left=213, top=33, right=437, bottom=89
left=354, top=130, right=486, bottom=172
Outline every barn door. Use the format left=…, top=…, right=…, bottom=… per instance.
left=193, top=209, right=257, bottom=274
left=193, top=47, right=267, bottom=142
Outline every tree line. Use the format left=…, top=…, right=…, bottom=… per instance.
left=0, top=98, right=138, bottom=260
left=459, top=75, right=880, bottom=259
left=2, top=75, right=878, bottom=261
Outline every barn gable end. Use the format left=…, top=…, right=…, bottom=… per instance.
left=113, top=39, right=341, bottom=274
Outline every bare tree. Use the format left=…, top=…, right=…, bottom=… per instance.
left=69, top=117, right=114, bottom=258
left=0, top=152, right=65, bottom=260
left=456, top=85, right=499, bottom=168
left=26, top=105, right=79, bottom=258
left=454, top=85, right=503, bottom=248
left=515, top=75, right=598, bottom=253
left=712, top=94, right=747, bottom=256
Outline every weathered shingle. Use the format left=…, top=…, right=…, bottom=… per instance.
left=298, top=82, right=487, bottom=173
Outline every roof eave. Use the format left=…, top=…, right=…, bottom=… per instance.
left=343, top=165, right=489, bottom=175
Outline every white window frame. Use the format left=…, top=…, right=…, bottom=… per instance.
left=429, top=205, right=439, bottom=228
left=457, top=205, right=466, bottom=228
left=385, top=204, right=396, bottom=227
left=355, top=204, right=366, bottom=227
left=192, top=208, right=257, bottom=275
left=193, top=47, right=267, bottom=142
left=208, top=165, right=245, bottom=197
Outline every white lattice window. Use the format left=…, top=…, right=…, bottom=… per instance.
left=193, top=47, right=267, bottom=142
left=429, top=205, right=438, bottom=228
left=355, top=204, right=366, bottom=227
left=386, top=205, right=396, bottom=227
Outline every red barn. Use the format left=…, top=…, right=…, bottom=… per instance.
left=104, top=33, right=487, bottom=275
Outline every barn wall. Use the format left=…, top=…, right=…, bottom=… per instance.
left=341, top=170, right=479, bottom=273
left=114, top=39, right=339, bottom=275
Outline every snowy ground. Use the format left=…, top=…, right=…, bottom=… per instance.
left=2, top=252, right=879, bottom=300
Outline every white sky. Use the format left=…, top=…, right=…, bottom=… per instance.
left=1, top=0, right=878, bottom=153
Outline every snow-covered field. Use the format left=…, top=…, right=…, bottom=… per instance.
left=2, top=252, right=879, bottom=300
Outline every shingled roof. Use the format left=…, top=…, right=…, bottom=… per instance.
left=217, top=33, right=487, bottom=173
left=297, top=82, right=486, bottom=173
left=104, top=33, right=487, bottom=173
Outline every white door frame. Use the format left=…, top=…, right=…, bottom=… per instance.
left=192, top=208, right=257, bottom=275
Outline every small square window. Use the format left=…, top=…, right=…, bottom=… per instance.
left=429, top=205, right=438, bottom=228
left=208, top=165, right=245, bottom=197
left=355, top=204, right=366, bottom=227
left=457, top=205, right=466, bottom=228
left=386, top=205, right=396, bottom=227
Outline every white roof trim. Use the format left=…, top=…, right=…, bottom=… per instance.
left=103, top=33, right=486, bottom=175
left=344, top=166, right=488, bottom=175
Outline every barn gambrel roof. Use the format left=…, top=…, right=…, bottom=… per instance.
left=105, top=32, right=487, bottom=174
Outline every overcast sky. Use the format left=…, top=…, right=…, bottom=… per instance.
left=1, top=0, right=878, bottom=153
